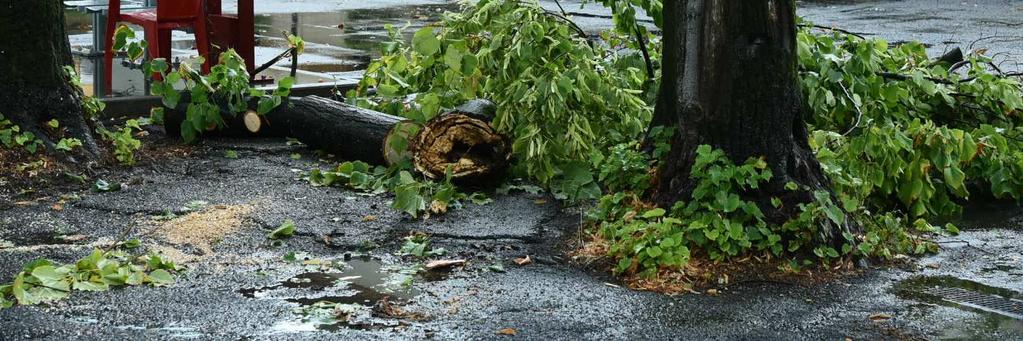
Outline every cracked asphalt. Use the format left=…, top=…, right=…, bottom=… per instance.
left=2, top=1, right=1023, bottom=340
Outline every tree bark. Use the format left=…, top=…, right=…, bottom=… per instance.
left=651, top=0, right=852, bottom=246
left=0, top=0, right=102, bottom=160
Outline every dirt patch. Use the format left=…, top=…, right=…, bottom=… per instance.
left=151, top=204, right=254, bottom=256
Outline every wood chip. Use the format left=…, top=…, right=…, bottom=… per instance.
left=868, top=313, right=892, bottom=321
left=514, top=255, right=532, bottom=266
left=496, top=328, right=517, bottom=336
left=425, top=259, right=466, bottom=270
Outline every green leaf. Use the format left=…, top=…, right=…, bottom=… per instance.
left=642, top=208, right=666, bottom=219
left=268, top=220, right=296, bottom=240
left=412, top=27, right=441, bottom=56
left=147, top=269, right=174, bottom=286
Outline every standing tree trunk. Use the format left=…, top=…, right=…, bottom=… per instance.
left=651, top=0, right=851, bottom=246
left=0, top=0, right=102, bottom=161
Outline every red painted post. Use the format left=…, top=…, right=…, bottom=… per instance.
left=238, top=0, right=255, bottom=72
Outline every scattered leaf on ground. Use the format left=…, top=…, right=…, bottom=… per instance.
left=269, top=220, right=296, bottom=240
left=488, top=264, right=506, bottom=273
left=514, top=255, right=532, bottom=266
left=224, top=150, right=239, bottom=159
left=425, top=259, right=466, bottom=270
left=182, top=200, right=208, bottom=212
left=92, top=179, right=122, bottom=192
left=869, top=313, right=892, bottom=321
left=496, top=328, right=517, bottom=336
left=362, top=215, right=378, bottom=222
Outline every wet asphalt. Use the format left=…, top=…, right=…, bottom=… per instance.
left=3, top=0, right=1023, bottom=340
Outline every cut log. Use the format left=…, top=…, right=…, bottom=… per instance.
left=164, top=96, right=511, bottom=182
left=410, top=99, right=511, bottom=183
left=242, top=110, right=261, bottom=133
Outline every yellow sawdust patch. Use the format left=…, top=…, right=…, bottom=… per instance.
left=148, top=245, right=199, bottom=264
left=153, top=204, right=253, bottom=256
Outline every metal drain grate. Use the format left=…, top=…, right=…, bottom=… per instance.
left=923, top=286, right=1023, bottom=319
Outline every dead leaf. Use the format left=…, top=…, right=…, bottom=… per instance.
left=362, top=215, right=378, bottom=222
left=514, top=255, right=532, bottom=266
left=496, top=328, right=517, bottom=336
left=868, top=313, right=892, bottom=321
left=533, top=199, right=547, bottom=205
left=706, top=289, right=719, bottom=296
left=924, top=263, right=940, bottom=269
left=51, top=204, right=63, bottom=211
left=55, top=234, right=87, bottom=242
left=425, top=259, right=466, bottom=270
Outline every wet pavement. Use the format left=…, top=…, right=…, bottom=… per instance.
left=3, top=0, right=1022, bottom=339
left=2, top=134, right=1022, bottom=340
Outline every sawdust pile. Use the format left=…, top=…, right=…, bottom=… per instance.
left=153, top=204, right=254, bottom=257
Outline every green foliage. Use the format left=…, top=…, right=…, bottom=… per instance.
left=595, top=146, right=780, bottom=275
left=349, top=0, right=652, bottom=199
left=64, top=66, right=106, bottom=119
left=307, top=161, right=474, bottom=218
left=97, top=119, right=142, bottom=165
left=114, top=25, right=296, bottom=143
left=593, top=22, right=1021, bottom=275
left=398, top=233, right=446, bottom=258
left=799, top=26, right=1023, bottom=218
left=0, top=249, right=179, bottom=309
left=0, top=114, right=43, bottom=153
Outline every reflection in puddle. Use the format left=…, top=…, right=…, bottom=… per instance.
left=66, top=3, right=458, bottom=96
left=896, top=276, right=1023, bottom=338
left=240, top=257, right=439, bottom=332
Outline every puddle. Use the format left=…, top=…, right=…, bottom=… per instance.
left=240, top=257, right=437, bottom=333
left=896, top=276, right=1023, bottom=336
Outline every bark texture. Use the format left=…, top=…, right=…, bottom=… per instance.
left=652, top=0, right=851, bottom=246
left=0, top=0, right=102, bottom=160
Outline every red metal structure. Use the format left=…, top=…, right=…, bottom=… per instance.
left=103, top=0, right=212, bottom=95
left=205, top=0, right=256, bottom=73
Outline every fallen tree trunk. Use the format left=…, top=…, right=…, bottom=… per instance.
left=165, top=96, right=510, bottom=182
left=411, top=99, right=511, bottom=182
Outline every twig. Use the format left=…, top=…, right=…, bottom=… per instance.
left=552, top=0, right=568, bottom=16
left=947, top=60, right=970, bottom=74
left=839, top=82, right=863, bottom=136
left=101, top=225, right=135, bottom=253
left=634, top=25, right=654, bottom=80
left=541, top=10, right=589, bottom=40
left=250, top=48, right=295, bottom=82
left=798, top=23, right=868, bottom=39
